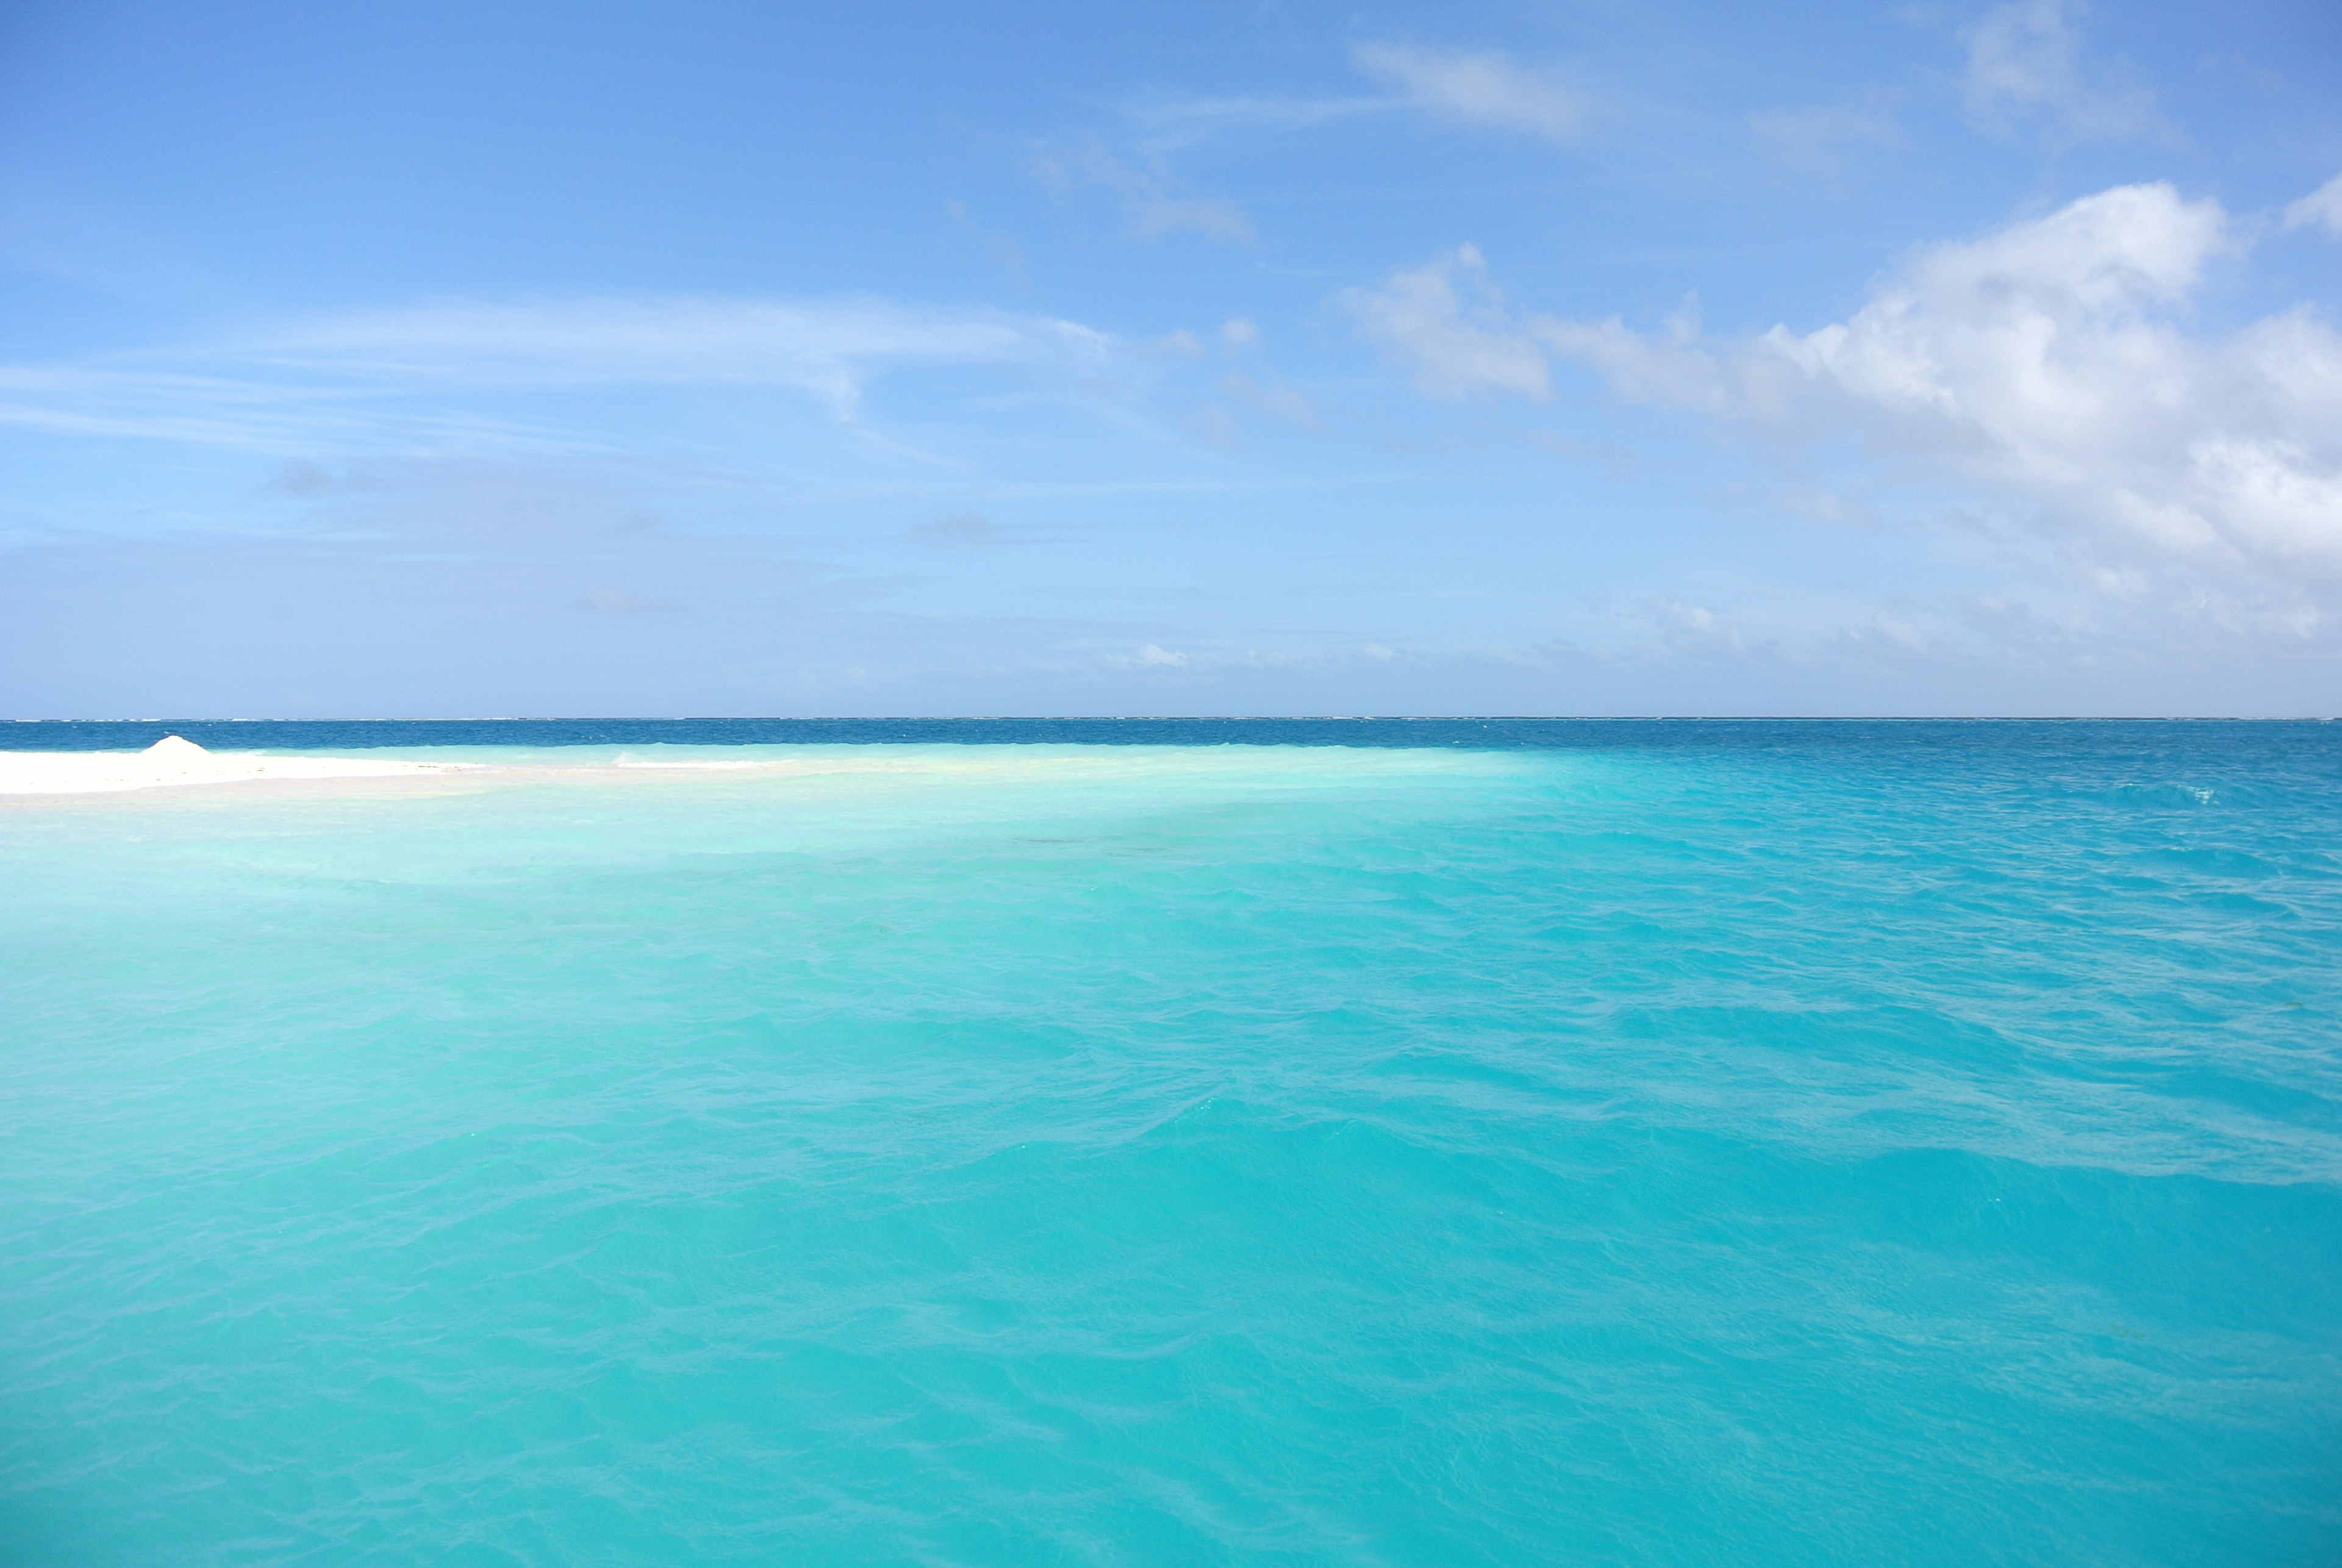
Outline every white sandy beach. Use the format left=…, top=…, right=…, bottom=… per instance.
left=0, top=736, right=482, bottom=797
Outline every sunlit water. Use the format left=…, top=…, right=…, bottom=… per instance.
left=2, top=722, right=2337, bottom=1565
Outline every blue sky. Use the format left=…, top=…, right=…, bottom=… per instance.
left=4, top=0, right=2339, bottom=717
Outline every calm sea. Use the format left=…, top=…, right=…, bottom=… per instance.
left=2, top=720, right=2337, bottom=1564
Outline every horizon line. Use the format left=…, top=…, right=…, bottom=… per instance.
left=8, top=714, right=2338, bottom=725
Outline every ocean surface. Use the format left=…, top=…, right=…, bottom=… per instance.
left=2, top=720, right=2337, bottom=1566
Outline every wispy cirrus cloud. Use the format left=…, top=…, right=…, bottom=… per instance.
left=0, top=293, right=1124, bottom=453
left=1114, top=41, right=1596, bottom=157
left=1121, top=93, right=1387, bottom=154
left=245, top=296, right=1116, bottom=411
left=1043, top=41, right=1592, bottom=256
left=1028, top=141, right=1253, bottom=244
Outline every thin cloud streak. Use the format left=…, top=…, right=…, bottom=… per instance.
left=1029, top=142, right=1254, bottom=243
left=0, top=294, right=1126, bottom=451
left=247, top=296, right=1118, bottom=412
left=1121, top=93, right=1389, bottom=154
left=1116, top=41, right=1595, bottom=155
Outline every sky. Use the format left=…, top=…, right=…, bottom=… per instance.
left=2, top=0, right=2340, bottom=717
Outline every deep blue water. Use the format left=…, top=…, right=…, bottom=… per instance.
left=2, top=721, right=2337, bottom=1564
left=7, top=714, right=2322, bottom=753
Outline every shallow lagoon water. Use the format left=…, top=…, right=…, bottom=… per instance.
left=2, top=722, right=2338, bottom=1564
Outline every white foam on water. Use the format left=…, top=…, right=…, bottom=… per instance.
left=614, top=754, right=759, bottom=770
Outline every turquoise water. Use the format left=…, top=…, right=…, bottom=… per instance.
left=2, top=723, right=2338, bottom=1565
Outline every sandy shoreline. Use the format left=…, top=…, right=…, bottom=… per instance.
left=0, top=735, right=1467, bottom=800
left=0, top=735, right=483, bottom=797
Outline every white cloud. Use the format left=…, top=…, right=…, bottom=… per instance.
left=251, top=296, right=1113, bottom=415
left=1337, top=244, right=1550, bottom=400
left=578, top=587, right=683, bottom=614
left=1350, top=42, right=1592, bottom=145
left=2285, top=173, right=2342, bottom=237
left=1347, top=183, right=2342, bottom=575
left=911, top=510, right=1000, bottom=549
left=0, top=294, right=1122, bottom=447
left=1645, top=596, right=1750, bottom=656
left=1132, top=196, right=1253, bottom=244
left=1747, top=96, right=1902, bottom=173
left=1186, top=403, right=1240, bottom=449
left=1031, top=142, right=1253, bottom=245
left=1221, top=371, right=1317, bottom=429
left=1108, top=43, right=1594, bottom=166
left=1208, top=317, right=1316, bottom=429
left=1960, top=0, right=2165, bottom=145
left=1134, top=643, right=1189, bottom=667
left=1121, top=93, right=1386, bottom=154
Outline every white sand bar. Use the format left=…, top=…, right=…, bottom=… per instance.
left=0, top=735, right=482, bottom=797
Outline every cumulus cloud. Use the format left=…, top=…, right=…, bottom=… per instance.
left=2285, top=174, right=2342, bottom=238
left=1960, top=0, right=2166, bottom=145
left=1350, top=42, right=1592, bottom=145
left=1337, top=244, right=1550, bottom=400
left=1345, top=182, right=2342, bottom=575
